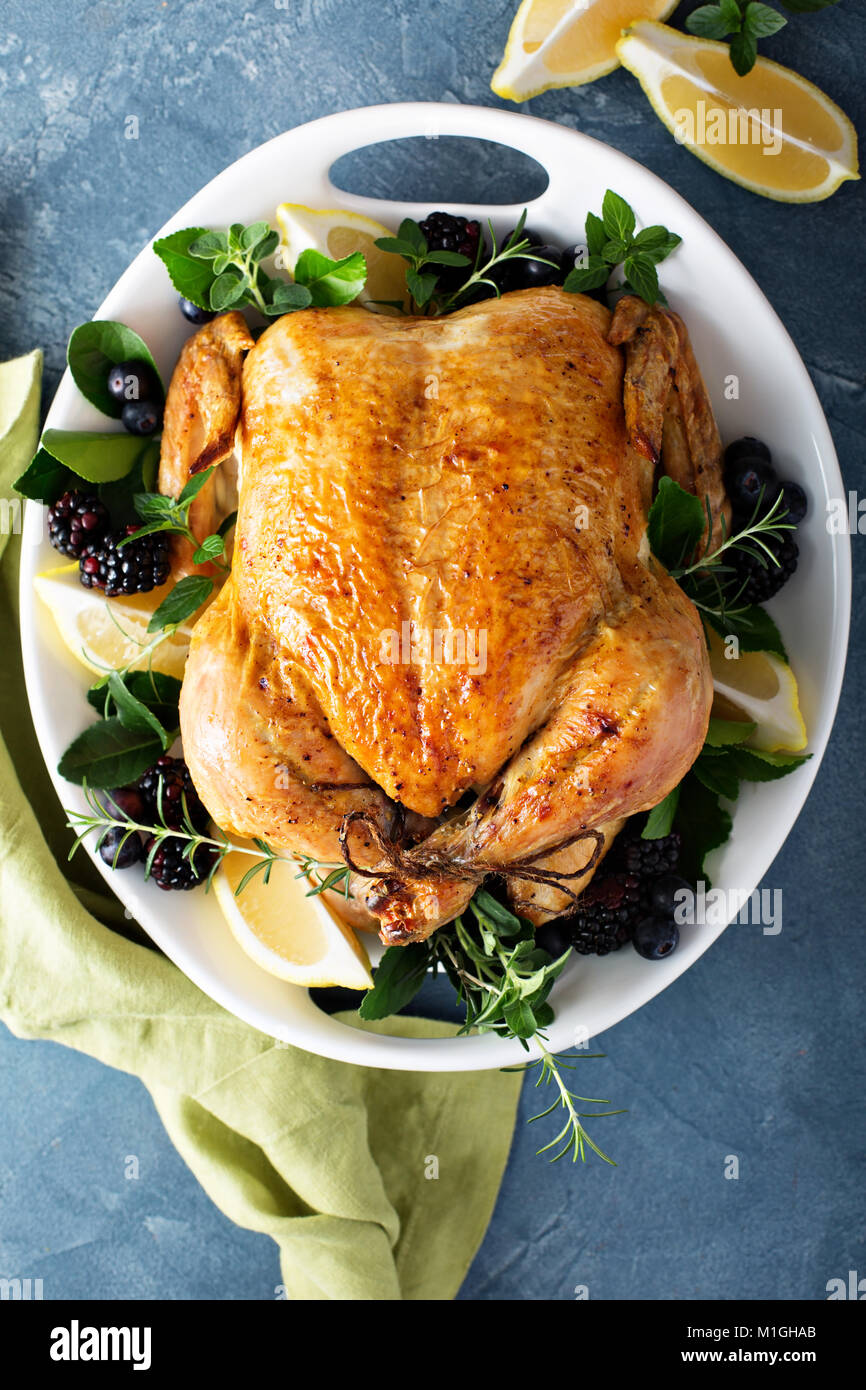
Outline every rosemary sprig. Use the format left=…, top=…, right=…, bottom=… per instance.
left=434, top=212, right=558, bottom=314
left=528, top=1042, right=625, bottom=1164
left=671, top=487, right=795, bottom=583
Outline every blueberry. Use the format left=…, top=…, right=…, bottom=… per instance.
left=633, top=914, right=680, bottom=961
left=724, top=436, right=772, bottom=469
left=725, top=457, right=780, bottom=515
left=535, top=921, right=573, bottom=959
left=648, top=873, right=693, bottom=918
left=99, top=826, right=144, bottom=869
left=779, top=480, right=808, bottom=525
left=179, top=296, right=215, bottom=325
left=511, top=243, right=565, bottom=290
left=107, top=359, right=158, bottom=405
left=121, top=398, right=162, bottom=436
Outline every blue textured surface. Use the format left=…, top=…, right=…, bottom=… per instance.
left=1, top=0, right=864, bottom=1301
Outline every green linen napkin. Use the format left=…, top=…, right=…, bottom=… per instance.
left=0, top=351, right=522, bottom=1301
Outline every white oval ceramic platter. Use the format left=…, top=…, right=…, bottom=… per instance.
left=19, top=103, right=850, bottom=1071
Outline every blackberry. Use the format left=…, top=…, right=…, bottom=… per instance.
left=418, top=211, right=483, bottom=290
left=79, top=526, right=170, bottom=596
left=615, top=827, right=682, bottom=879
left=137, top=755, right=210, bottom=832
left=145, top=835, right=218, bottom=891
left=569, top=871, right=644, bottom=956
left=731, top=531, right=799, bottom=604
left=47, top=490, right=109, bottom=558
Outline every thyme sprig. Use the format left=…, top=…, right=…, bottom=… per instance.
left=528, top=1043, right=625, bottom=1164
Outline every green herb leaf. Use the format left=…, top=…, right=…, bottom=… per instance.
left=647, top=477, right=707, bottom=569
left=397, top=218, right=428, bottom=256
left=147, top=574, right=213, bottom=632
left=676, top=774, right=733, bottom=884
left=744, top=2, right=788, bottom=35
left=178, top=463, right=218, bottom=507
left=423, top=249, right=471, bottom=268
left=562, top=257, right=610, bottom=294
left=623, top=253, right=660, bottom=305
left=642, top=787, right=680, bottom=839
left=40, top=429, right=156, bottom=485
left=705, top=716, right=757, bottom=747
left=359, top=942, right=432, bottom=1020
left=584, top=211, right=607, bottom=258
left=406, top=268, right=438, bottom=308
left=217, top=509, right=238, bottom=538
left=631, top=226, right=682, bottom=264
left=729, top=26, right=758, bottom=72
left=210, top=270, right=246, bottom=312
left=87, top=671, right=181, bottom=728
left=58, top=718, right=165, bottom=788
left=293, top=249, right=367, bottom=306
left=703, top=603, right=788, bottom=660
left=14, top=447, right=75, bottom=504
left=720, top=0, right=745, bottom=24
left=686, top=3, right=737, bottom=38
left=192, top=533, right=226, bottom=564
left=601, top=189, right=636, bottom=243
left=97, top=442, right=160, bottom=526
left=67, top=321, right=163, bottom=419
left=106, top=672, right=174, bottom=747
left=152, top=227, right=216, bottom=310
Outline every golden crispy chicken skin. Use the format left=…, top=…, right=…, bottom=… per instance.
left=173, top=287, right=720, bottom=943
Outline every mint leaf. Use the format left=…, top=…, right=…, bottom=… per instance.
left=374, top=235, right=422, bottom=258
left=724, top=748, right=810, bottom=781
left=147, top=575, right=213, bottom=632
left=58, top=718, right=165, bottom=788
left=703, top=604, right=788, bottom=660
left=178, top=463, right=218, bottom=507
left=705, top=717, right=757, bottom=747
left=359, top=942, right=432, bottom=1019
left=584, top=211, right=607, bottom=258
left=693, top=751, right=741, bottom=801
left=14, top=447, right=74, bottom=504
left=67, top=321, right=163, bottom=419
left=624, top=253, right=660, bottom=305
left=563, top=257, right=610, bottom=294
left=601, top=189, right=636, bottom=243
left=293, top=249, right=367, bottom=306
left=642, top=786, right=680, bottom=839
left=40, top=430, right=154, bottom=485
left=729, top=27, right=758, bottom=72
left=744, top=2, right=787, bottom=34
left=153, top=227, right=216, bottom=309
left=647, top=477, right=707, bottom=569
left=720, top=0, right=745, bottom=24
left=676, top=775, right=733, bottom=885
left=192, top=533, right=226, bottom=564
left=631, top=227, right=682, bottom=264
left=686, top=3, right=736, bottom=38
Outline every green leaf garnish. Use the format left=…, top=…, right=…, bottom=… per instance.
left=147, top=574, right=213, bottom=632
left=39, top=429, right=158, bottom=485
left=57, top=718, right=165, bottom=788
left=66, top=321, right=163, bottom=419
left=562, top=190, right=681, bottom=306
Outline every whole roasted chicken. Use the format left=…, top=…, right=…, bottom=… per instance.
left=160, top=286, right=727, bottom=945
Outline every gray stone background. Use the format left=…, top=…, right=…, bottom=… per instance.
left=0, top=0, right=863, bottom=1300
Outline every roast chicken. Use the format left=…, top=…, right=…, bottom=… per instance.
left=161, top=286, right=727, bottom=945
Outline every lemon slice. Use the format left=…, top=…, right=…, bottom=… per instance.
left=275, top=203, right=410, bottom=314
left=491, top=0, right=678, bottom=101
left=34, top=563, right=196, bottom=679
left=617, top=21, right=859, bottom=203
left=707, top=628, right=807, bottom=753
left=213, top=841, right=373, bottom=989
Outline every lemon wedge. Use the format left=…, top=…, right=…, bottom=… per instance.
left=275, top=203, right=410, bottom=315
left=617, top=21, right=859, bottom=203
left=34, top=563, right=196, bottom=679
left=707, top=628, right=807, bottom=753
left=491, top=0, right=678, bottom=101
left=213, top=841, right=373, bottom=989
